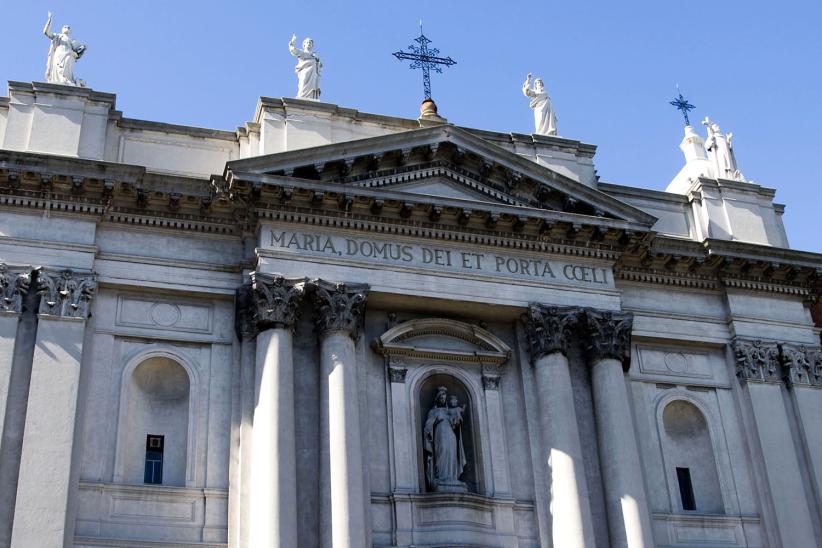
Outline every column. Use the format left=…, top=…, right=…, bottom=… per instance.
left=735, top=340, right=816, bottom=546
left=247, top=273, right=306, bottom=548
left=11, top=269, right=96, bottom=548
left=0, top=265, right=31, bottom=450
left=312, top=279, right=369, bottom=548
left=584, top=309, right=653, bottom=548
left=523, top=304, right=595, bottom=548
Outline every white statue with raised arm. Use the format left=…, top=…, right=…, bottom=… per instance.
left=523, top=73, right=557, bottom=136
left=702, top=117, right=745, bottom=181
left=43, top=11, right=87, bottom=87
left=289, top=34, right=322, bottom=100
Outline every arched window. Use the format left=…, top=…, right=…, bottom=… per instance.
left=662, top=399, right=723, bottom=514
left=418, top=373, right=480, bottom=494
left=121, top=356, right=191, bottom=486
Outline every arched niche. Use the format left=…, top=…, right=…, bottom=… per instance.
left=659, top=398, right=724, bottom=514
left=376, top=318, right=512, bottom=498
left=114, top=348, right=199, bottom=487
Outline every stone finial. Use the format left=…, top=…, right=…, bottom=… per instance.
left=419, top=98, right=447, bottom=126
left=584, top=310, right=634, bottom=368
left=309, top=279, right=369, bottom=340
left=733, top=339, right=782, bottom=383
left=522, top=304, right=581, bottom=362
left=37, top=269, right=97, bottom=319
left=250, top=272, right=307, bottom=331
left=0, top=265, right=32, bottom=314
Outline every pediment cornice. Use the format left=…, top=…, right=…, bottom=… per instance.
left=225, top=125, right=657, bottom=227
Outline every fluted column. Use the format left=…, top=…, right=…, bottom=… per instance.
left=11, top=269, right=96, bottom=548
left=247, top=273, right=306, bottom=548
left=523, top=304, right=595, bottom=548
left=585, top=310, right=653, bottom=548
left=312, top=280, right=369, bottom=548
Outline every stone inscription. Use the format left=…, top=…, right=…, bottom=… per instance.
left=265, top=229, right=612, bottom=287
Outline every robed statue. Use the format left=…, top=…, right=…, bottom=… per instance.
left=423, top=386, right=467, bottom=492
left=523, top=73, right=557, bottom=136
left=289, top=34, right=322, bottom=100
left=702, top=117, right=745, bottom=181
left=43, top=11, right=86, bottom=87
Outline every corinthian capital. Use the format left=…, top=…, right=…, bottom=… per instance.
left=584, top=309, right=633, bottom=368
left=522, top=304, right=581, bottom=362
left=0, top=264, right=32, bottom=314
left=733, top=339, right=782, bottom=383
left=37, top=269, right=97, bottom=319
left=309, top=279, right=369, bottom=340
left=782, top=344, right=813, bottom=387
left=250, top=272, right=306, bottom=330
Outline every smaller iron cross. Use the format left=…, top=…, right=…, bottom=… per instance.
left=393, top=24, right=456, bottom=99
left=669, top=90, right=696, bottom=126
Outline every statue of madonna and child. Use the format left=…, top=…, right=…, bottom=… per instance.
left=423, top=386, right=468, bottom=492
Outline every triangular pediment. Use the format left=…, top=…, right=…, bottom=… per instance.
left=226, top=125, right=657, bottom=228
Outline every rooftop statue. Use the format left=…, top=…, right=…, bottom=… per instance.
left=702, top=117, right=745, bottom=181
left=289, top=34, right=322, bottom=100
left=43, top=11, right=86, bottom=87
left=523, top=73, right=557, bottom=136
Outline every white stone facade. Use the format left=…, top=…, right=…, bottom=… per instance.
left=0, top=80, right=820, bottom=548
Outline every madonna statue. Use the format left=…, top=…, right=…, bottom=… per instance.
left=423, top=386, right=467, bottom=492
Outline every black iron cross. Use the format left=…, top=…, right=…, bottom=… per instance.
left=393, top=24, right=456, bottom=99
left=669, top=88, right=696, bottom=126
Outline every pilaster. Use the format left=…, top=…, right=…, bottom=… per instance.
left=0, top=265, right=31, bottom=445
left=734, top=339, right=821, bottom=545
left=11, top=268, right=96, bottom=548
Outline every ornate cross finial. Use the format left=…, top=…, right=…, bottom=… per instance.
left=669, top=86, right=695, bottom=126
left=392, top=23, right=456, bottom=99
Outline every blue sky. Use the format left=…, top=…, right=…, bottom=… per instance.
left=2, top=1, right=821, bottom=251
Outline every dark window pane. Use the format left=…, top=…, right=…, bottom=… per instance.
left=144, top=435, right=164, bottom=485
left=676, top=467, right=696, bottom=511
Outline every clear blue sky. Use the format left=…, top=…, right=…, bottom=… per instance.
left=2, top=1, right=821, bottom=252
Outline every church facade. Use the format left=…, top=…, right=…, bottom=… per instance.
left=0, top=80, right=821, bottom=548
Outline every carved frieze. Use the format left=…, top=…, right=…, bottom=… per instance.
left=0, top=264, right=32, bottom=314
left=584, top=310, right=634, bottom=368
left=37, top=269, right=97, bottom=319
left=251, top=272, right=307, bottom=330
left=310, top=279, right=369, bottom=340
left=733, top=340, right=782, bottom=383
left=522, top=304, right=581, bottom=361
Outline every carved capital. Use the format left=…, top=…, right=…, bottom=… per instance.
left=0, top=264, right=32, bottom=314
left=733, top=339, right=782, bottom=383
left=37, top=269, right=97, bottom=319
left=250, top=272, right=306, bottom=331
left=310, top=279, right=369, bottom=340
left=809, top=350, right=822, bottom=387
left=782, top=344, right=814, bottom=387
left=522, top=304, right=581, bottom=362
left=584, top=309, right=633, bottom=369
left=482, top=374, right=501, bottom=391
left=388, top=366, right=407, bottom=383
